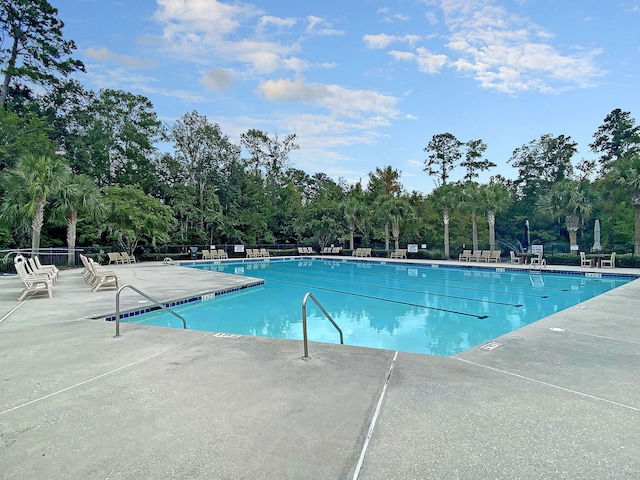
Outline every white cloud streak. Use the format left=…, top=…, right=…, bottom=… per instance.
left=85, top=47, right=157, bottom=68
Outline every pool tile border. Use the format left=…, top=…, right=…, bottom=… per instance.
left=101, top=280, right=264, bottom=322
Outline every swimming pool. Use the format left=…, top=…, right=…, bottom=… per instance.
left=122, top=258, right=633, bottom=355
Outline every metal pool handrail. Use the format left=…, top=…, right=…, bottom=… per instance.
left=114, top=284, right=187, bottom=337
left=301, top=292, right=344, bottom=360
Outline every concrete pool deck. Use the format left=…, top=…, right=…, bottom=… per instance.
left=0, top=258, right=638, bottom=479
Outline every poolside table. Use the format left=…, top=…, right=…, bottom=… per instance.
left=587, top=253, right=607, bottom=268
left=516, top=252, right=535, bottom=264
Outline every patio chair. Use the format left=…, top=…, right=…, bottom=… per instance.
left=258, top=248, right=269, bottom=258
left=600, top=252, right=616, bottom=268
left=530, top=253, right=544, bottom=267
left=509, top=251, right=521, bottom=264
left=331, top=247, right=342, bottom=254
left=580, top=252, right=593, bottom=267
left=121, top=252, right=137, bottom=263
left=14, top=261, right=53, bottom=301
left=108, top=252, right=124, bottom=264
left=217, top=249, right=228, bottom=259
left=458, top=249, right=472, bottom=261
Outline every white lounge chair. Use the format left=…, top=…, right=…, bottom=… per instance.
left=35, top=256, right=59, bottom=276
left=108, top=252, right=124, bottom=264
left=487, top=250, right=501, bottom=263
left=121, top=252, right=137, bottom=263
left=458, top=250, right=472, bottom=261
left=469, top=251, right=482, bottom=262
left=87, top=257, right=119, bottom=292
left=26, top=257, right=57, bottom=283
left=14, top=260, right=53, bottom=301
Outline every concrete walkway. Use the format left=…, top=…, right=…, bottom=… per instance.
left=0, top=259, right=638, bottom=479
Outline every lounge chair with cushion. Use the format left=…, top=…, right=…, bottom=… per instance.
left=458, top=249, right=472, bottom=261
left=580, top=252, right=593, bottom=267
left=601, top=252, right=616, bottom=268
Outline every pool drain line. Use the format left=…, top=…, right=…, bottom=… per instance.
left=352, top=350, right=398, bottom=480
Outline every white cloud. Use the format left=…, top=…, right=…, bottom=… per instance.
left=439, top=0, right=604, bottom=93
left=363, top=33, right=421, bottom=49
left=258, top=15, right=297, bottom=29
left=85, top=47, right=157, bottom=68
left=255, top=78, right=401, bottom=119
left=200, top=68, right=235, bottom=90
left=85, top=67, right=204, bottom=103
left=305, top=15, right=344, bottom=36
left=389, top=48, right=448, bottom=74
left=151, top=0, right=339, bottom=76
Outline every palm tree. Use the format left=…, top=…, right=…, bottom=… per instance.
left=455, top=182, right=482, bottom=251
left=374, top=195, right=394, bottom=251
left=480, top=183, right=512, bottom=251
left=52, top=173, right=105, bottom=265
left=608, top=154, right=640, bottom=254
left=536, top=179, right=592, bottom=254
left=341, top=197, right=366, bottom=250
left=369, top=166, right=403, bottom=251
left=1, top=154, right=67, bottom=253
left=431, top=184, right=457, bottom=259
left=387, top=197, right=414, bottom=250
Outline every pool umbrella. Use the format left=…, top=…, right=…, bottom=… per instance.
left=592, top=219, right=602, bottom=252
left=523, top=220, right=530, bottom=253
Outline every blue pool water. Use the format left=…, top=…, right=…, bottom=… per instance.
left=122, top=259, right=633, bottom=356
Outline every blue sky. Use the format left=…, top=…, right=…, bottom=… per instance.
left=55, top=0, right=640, bottom=194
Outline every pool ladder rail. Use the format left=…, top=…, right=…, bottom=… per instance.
left=301, top=292, right=344, bottom=360
left=113, top=284, right=187, bottom=337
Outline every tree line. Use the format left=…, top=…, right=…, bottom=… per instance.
left=2, top=0, right=640, bottom=263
